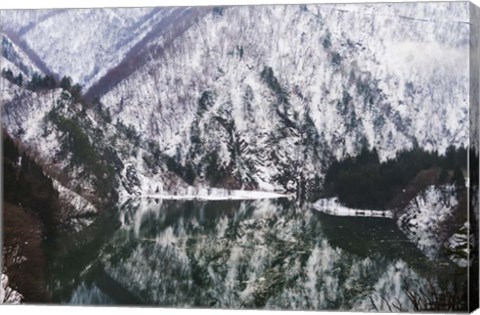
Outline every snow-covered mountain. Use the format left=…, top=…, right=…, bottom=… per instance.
left=100, top=3, right=470, bottom=195
left=1, top=33, right=45, bottom=79
left=1, top=2, right=472, bottom=198
left=1, top=7, right=209, bottom=90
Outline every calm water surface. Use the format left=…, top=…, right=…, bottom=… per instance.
left=45, top=198, right=466, bottom=311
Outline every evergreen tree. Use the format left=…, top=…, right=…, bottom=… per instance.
left=2, top=68, right=14, bottom=81
left=70, top=83, right=82, bottom=102
left=16, top=73, right=23, bottom=86
left=27, top=73, right=57, bottom=91
left=324, top=146, right=467, bottom=210
left=60, top=76, right=72, bottom=91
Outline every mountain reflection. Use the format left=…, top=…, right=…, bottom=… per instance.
left=49, top=198, right=465, bottom=311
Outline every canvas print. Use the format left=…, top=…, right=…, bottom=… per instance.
left=1, top=1, right=479, bottom=312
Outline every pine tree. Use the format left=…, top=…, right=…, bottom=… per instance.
left=60, top=76, right=72, bottom=91
left=70, top=83, right=82, bottom=102
left=2, top=68, right=14, bottom=81
left=15, top=73, right=23, bottom=86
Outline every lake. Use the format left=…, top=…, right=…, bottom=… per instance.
left=45, top=198, right=467, bottom=311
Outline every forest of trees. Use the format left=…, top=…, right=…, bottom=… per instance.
left=2, top=68, right=23, bottom=86
left=46, top=107, right=117, bottom=201
left=324, top=145, right=467, bottom=210
left=3, top=133, right=61, bottom=302
left=1, top=69, right=83, bottom=102
left=1, top=68, right=56, bottom=91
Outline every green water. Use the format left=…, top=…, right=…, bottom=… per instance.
left=45, top=198, right=467, bottom=311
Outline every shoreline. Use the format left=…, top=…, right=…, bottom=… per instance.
left=137, top=188, right=294, bottom=201
left=312, top=197, right=394, bottom=219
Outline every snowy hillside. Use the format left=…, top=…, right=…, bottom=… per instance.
left=97, top=3, right=469, bottom=195
left=1, top=76, right=119, bottom=209
left=1, top=3, right=471, bottom=197
left=1, top=7, right=208, bottom=89
left=1, top=33, right=45, bottom=79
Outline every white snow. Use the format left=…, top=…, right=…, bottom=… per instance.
left=1, top=33, right=44, bottom=78
left=0, top=274, right=23, bottom=304
left=141, top=187, right=293, bottom=201
left=312, top=197, right=394, bottom=218
left=1, top=8, right=208, bottom=89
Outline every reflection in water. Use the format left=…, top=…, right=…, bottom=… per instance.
left=47, top=198, right=467, bottom=311
left=70, top=282, right=115, bottom=305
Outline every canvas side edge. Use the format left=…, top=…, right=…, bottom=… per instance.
left=469, top=1, right=480, bottom=313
